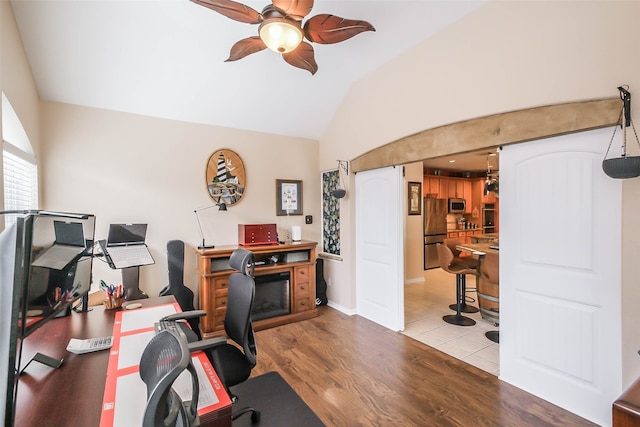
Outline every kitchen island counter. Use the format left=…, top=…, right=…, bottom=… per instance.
left=470, top=233, right=499, bottom=243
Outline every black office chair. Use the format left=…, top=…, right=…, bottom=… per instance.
left=139, top=328, right=199, bottom=427
left=159, top=248, right=260, bottom=422
left=206, top=248, right=260, bottom=423
left=160, top=239, right=201, bottom=341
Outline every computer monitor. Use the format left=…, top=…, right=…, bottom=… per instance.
left=0, top=211, right=95, bottom=426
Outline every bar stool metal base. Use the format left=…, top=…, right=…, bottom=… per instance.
left=485, top=331, right=499, bottom=343
left=443, top=314, right=476, bottom=326
left=449, top=302, right=479, bottom=313
left=448, top=273, right=479, bottom=313
left=444, top=272, right=477, bottom=327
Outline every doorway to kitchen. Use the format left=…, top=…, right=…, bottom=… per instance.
left=406, top=147, right=501, bottom=375
left=351, top=99, right=623, bottom=424
left=404, top=267, right=499, bottom=375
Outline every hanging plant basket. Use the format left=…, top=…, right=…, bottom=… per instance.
left=602, top=156, right=640, bottom=179
left=602, top=85, right=640, bottom=179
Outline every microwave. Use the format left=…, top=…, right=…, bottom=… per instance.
left=448, top=198, right=466, bottom=213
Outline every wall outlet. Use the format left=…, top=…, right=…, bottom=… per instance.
left=305, top=215, right=313, bottom=224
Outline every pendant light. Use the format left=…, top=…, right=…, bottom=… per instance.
left=602, top=85, right=640, bottom=179
left=484, top=154, right=499, bottom=196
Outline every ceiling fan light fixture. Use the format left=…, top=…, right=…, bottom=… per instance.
left=259, top=18, right=303, bottom=53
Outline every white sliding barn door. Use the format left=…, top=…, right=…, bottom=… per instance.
left=355, top=166, right=404, bottom=331
left=500, top=128, right=622, bottom=426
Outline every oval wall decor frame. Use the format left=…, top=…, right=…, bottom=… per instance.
left=205, top=149, right=246, bottom=206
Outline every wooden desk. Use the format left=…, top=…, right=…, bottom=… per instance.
left=15, top=296, right=231, bottom=427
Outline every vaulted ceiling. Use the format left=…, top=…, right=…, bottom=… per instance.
left=10, top=0, right=486, bottom=141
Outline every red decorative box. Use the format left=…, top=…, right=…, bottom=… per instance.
left=238, top=224, right=279, bottom=246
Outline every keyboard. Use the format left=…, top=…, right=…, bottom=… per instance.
left=66, top=336, right=113, bottom=354
left=107, top=244, right=154, bottom=269
left=32, top=245, right=84, bottom=270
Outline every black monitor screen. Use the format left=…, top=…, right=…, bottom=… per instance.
left=21, top=213, right=95, bottom=338
left=107, top=223, right=146, bottom=245
left=1, top=211, right=95, bottom=426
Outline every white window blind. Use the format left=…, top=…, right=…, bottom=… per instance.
left=3, top=142, right=38, bottom=227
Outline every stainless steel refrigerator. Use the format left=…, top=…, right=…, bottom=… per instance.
left=424, top=198, right=448, bottom=269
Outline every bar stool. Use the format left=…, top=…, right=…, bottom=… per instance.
left=443, top=238, right=479, bottom=314
left=477, top=252, right=499, bottom=343
left=436, top=243, right=476, bottom=326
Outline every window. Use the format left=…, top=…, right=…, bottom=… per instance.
left=3, top=141, right=38, bottom=227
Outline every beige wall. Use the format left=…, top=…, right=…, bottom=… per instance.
left=1, top=0, right=41, bottom=212
left=319, top=0, right=640, bottom=384
left=404, top=161, right=424, bottom=286
left=40, top=102, right=320, bottom=299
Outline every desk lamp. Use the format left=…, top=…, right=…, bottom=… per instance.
left=194, top=202, right=227, bottom=249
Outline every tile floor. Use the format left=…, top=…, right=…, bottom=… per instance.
left=403, top=268, right=500, bottom=376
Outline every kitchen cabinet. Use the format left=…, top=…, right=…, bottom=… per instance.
left=447, top=229, right=482, bottom=244
left=463, top=180, right=472, bottom=213
left=424, top=175, right=496, bottom=227
left=424, top=176, right=442, bottom=197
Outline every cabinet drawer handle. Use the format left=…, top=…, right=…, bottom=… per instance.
left=220, top=282, right=227, bottom=288
left=300, top=301, right=306, bottom=306
left=299, top=270, right=306, bottom=276
left=300, top=285, right=306, bottom=290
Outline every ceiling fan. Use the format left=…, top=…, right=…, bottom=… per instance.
left=189, top=0, right=375, bottom=74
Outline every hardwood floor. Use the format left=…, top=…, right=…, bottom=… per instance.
left=251, top=306, right=598, bottom=426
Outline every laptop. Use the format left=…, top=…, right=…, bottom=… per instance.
left=105, top=223, right=154, bottom=269
left=32, top=220, right=86, bottom=270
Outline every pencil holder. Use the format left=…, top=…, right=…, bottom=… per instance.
left=104, top=296, right=124, bottom=309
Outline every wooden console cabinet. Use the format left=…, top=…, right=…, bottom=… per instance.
left=196, top=240, right=318, bottom=338
left=613, top=377, right=640, bottom=426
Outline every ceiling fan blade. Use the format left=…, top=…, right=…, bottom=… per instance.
left=189, top=0, right=262, bottom=24
left=282, top=42, right=318, bottom=75
left=303, top=14, right=375, bottom=44
left=272, top=0, right=314, bottom=20
left=225, top=37, right=267, bottom=62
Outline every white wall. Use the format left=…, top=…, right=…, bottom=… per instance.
left=319, top=0, right=640, bottom=385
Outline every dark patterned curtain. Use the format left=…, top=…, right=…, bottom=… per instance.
left=322, top=170, right=340, bottom=255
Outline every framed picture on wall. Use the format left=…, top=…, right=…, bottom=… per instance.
left=276, top=179, right=303, bottom=215
left=408, top=181, right=422, bottom=215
